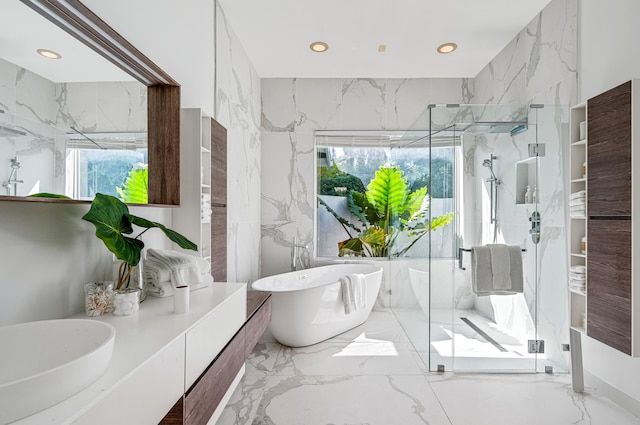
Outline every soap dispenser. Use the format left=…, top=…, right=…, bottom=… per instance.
left=532, top=185, right=538, bottom=203
left=524, top=185, right=532, bottom=204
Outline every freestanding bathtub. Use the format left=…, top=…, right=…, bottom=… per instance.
left=252, top=264, right=383, bottom=347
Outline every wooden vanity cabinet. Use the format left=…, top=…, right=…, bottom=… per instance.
left=161, top=291, right=271, bottom=425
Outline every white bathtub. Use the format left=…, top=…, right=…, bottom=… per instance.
left=251, top=264, right=383, bottom=347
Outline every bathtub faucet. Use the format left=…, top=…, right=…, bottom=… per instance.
left=291, top=237, right=308, bottom=271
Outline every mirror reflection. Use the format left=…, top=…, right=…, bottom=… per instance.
left=0, top=1, right=148, bottom=202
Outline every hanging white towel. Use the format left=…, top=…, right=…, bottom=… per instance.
left=348, top=273, right=367, bottom=310
left=471, top=244, right=523, bottom=296
left=340, top=276, right=356, bottom=314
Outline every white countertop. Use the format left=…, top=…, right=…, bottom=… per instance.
left=13, top=283, right=246, bottom=425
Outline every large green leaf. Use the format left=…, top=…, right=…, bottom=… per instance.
left=366, top=167, right=407, bottom=222
left=116, top=167, right=148, bottom=204
left=82, top=193, right=141, bottom=265
left=82, top=193, right=197, bottom=268
left=27, top=193, right=71, bottom=199
left=338, top=227, right=386, bottom=257
left=128, top=215, right=197, bottom=251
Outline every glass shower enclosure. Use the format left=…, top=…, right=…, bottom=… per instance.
left=390, top=104, right=568, bottom=373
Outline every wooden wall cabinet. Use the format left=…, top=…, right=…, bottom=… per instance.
left=173, top=109, right=227, bottom=281
left=210, top=119, right=228, bottom=282
left=575, top=80, right=640, bottom=356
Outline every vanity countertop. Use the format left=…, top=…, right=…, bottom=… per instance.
left=13, top=283, right=247, bottom=425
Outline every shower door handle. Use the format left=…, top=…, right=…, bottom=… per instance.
left=529, top=211, right=541, bottom=244
left=458, top=247, right=472, bottom=270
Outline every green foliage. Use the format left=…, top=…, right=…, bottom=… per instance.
left=319, top=166, right=454, bottom=258
left=116, top=166, right=148, bottom=204
left=318, top=161, right=366, bottom=196
left=82, top=193, right=197, bottom=289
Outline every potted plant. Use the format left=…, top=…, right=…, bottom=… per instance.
left=82, top=193, right=197, bottom=290
left=319, top=166, right=453, bottom=257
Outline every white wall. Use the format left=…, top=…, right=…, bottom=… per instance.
left=579, top=0, right=640, bottom=101
left=579, top=0, right=640, bottom=405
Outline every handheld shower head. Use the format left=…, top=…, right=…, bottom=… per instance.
left=482, top=156, right=499, bottom=181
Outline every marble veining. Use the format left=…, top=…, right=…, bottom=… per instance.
left=218, top=311, right=639, bottom=425
left=216, top=3, right=262, bottom=283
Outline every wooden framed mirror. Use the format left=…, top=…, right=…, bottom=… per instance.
left=0, top=0, right=180, bottom=205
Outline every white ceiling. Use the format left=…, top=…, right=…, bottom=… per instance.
left=218, top=0, right=553, bottom=78
left=0, top=1, right=132, bottom=83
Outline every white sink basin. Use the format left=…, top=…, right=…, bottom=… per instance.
left=0, top=319, right=116, bottom=423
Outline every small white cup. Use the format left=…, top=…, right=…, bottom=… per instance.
left=174, top=285, right=190, bottom=314
left=579, top=121, right=586, bottom=140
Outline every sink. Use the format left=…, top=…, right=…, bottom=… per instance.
left=0, top=319, right=116, bottom=423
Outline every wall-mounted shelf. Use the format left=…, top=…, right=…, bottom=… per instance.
left=515, top=157, right=538, bottom=205
left=568, top=102, right=587, bottom=337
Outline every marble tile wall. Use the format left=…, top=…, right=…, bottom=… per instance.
left=215, top=4, right=262, bottom=284
left=260, top=78, right=473, bottom=282
left=0, top=57, right=146, bottom=196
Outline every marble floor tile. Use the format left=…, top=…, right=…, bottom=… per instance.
left=218, top=309, right=639, bottom=425
left=427, top=373, right=640, bottom=425
left=216, top=373, right=270, bottom=425
left=329, top=309, right=410, bottom=344
left=251, top=374, right=452, bottom=425
left=245, top=342, right=282, bottom=376
left=273, top=341, right=424, bottom=376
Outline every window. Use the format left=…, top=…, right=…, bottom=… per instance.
left=316, top=132, right=455, bottom=258
left=65, top=132, right=147, bottom=202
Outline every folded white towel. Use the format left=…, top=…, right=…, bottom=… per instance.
left=471, top=244, right=523, bottom=296
left=146, top=249, right=210, bottom=288
left=569, top=272, right=586, bottom=281
left=146, top=273, right=214, bottom=298
left=570, top=286, right=586, bottom=295
left=569, top=279, right=586, bottom=287
left=569, top=198, right=586, bottom=207
left=570, top=190, right=586, bottom=200
left=489, top=244, right=512, bottom=290
left=570, top=265, right=586, bottom=274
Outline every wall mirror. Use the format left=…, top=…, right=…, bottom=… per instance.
left=0, top=0, right=180, bottom=205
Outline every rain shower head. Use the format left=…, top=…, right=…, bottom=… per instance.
left=482, top=159, right=492, bottom=167
left=462, top=121, right=528, bottom=136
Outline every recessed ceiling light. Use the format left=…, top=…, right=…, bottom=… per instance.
left=436, top=42, right=457, bottom=54
left=37, top=49, right=62, bottom=59
left=310, top=41, right=329, bottom=53
left=378, top=45, right=387, bottom=53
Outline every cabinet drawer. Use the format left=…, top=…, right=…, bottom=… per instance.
left=184, top=328, right=245, bottom=425
left=587, top=218, right=632, bottom=354
left=184, top=287, right=245, bottom=388
left=587, top=81, right=632, bottom=216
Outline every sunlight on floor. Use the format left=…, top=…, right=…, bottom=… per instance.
left=333, top=340, right=400, bottom=357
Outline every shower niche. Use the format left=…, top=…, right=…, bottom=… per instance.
left=515, top=157, right=538, bottom=205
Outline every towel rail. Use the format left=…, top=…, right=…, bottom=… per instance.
left=458, top=246, right=527, bottom=270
